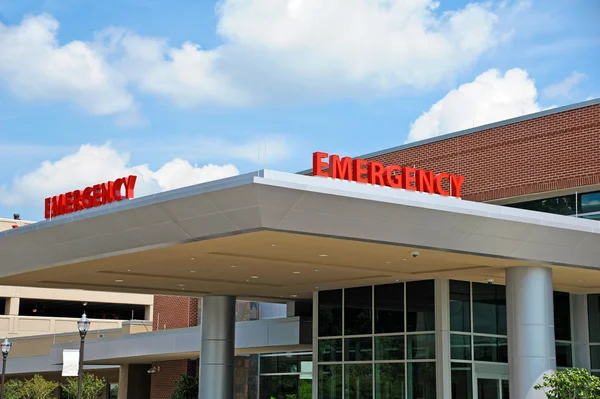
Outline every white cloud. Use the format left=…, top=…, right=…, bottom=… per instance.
left=543, top=71, right=587, bottom=99
left=0, top=143, right=239, bottom=206
left=407, top=68, right=541, bottom=142
left=0, top=1, right=506, bottom=114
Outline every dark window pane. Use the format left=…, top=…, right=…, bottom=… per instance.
left=451, top=363, right=472, bottom=399
left=451, top=334, right=471, bottom=361
left=376, top=363, right=405, bottom=399
left=318, top=339, right=343, bottom=362
left=344, top=337, right=373, bottom=361
left=345, top=364, right=373, bottom=399
left=591, top=346, right=600, bottom=370
left=319, top=365, right=342, bottom=399
left=375, top=335, right=405, bottom=361
left=473, top=336, right=508, bottom=363
left=406, top=280, right=435, bottom=332
left=319, top=290, right=342, bottom=337
left=556, top=342, right=573, bottom=368
left=407, top=362, right=436, bottom=399
left=581, top=191, right=600, bottom=214
left=450, top=280, right=470, bottom=332
left=509, top=194, right=577, bottom=216
left=588, top=294, right=600, bottom=343
left=473, top=283, right=506, bottom=335
left=260, top=375, right=298, bottom=399
left=407, top=334, right=436, bottom=360
left=554, top=291, right=571, bottom=341
left=260, top=356, right=277, bottom=374
left=345, top=286, right=372, bottom=335
left=18, top=298, right=144, bottom=319
left=375, top=283, right=404, bottom=333
left=478, top=379, right=499, bottom=399
left=502, top=380, right=509, bottom=399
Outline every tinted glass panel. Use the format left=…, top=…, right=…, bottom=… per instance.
left=509, top=194, right=577, bottom=216
left=319, top=365, right=342, bottom=399
left=18, top=298, right=145, bottom=319
left=407, top=362, right=436, bottom=399
left=407, top=334, right=436, bottom=360
left=318, top=339, right=343, bottom=362
left=345, top=286, right=372, bottom=335
left=375, top=335, right=405, bottom=361
left=473, top=336, right=508, bottom=363
left=472, top=283, right=506, bottom=335
left=345, top=364, right=373, bottom=399
left=450, top=280, right=470, bottom=332
left=556, top=342, right=573, bottom=368
left=406, top=280, right=435, bottom=332
left=260, top=375, right=298, bottom=399
left=553, top=291, right=571, bottom=341
left=375, top=283, right=404, bottom=333
left=451, top=334, right=471, bottom=360
left=502, top=381, right=509, bottom=399
left=451, top=363, right=473, bottom=399
left=581, top=191, right=600, bottom=214
left=319, top=290, right=342, bottom=337
left=376, top=363, right=405, bottom=399
left=344, top=337, right=373, bottom=362
left=591, top=346, right=600, bottom=370
left=588, top=294, right=600, bottom=343
left=477, top=379, right=499, bottom=399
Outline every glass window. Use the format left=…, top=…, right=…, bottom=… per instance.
left=588, top=294, right=600, bottom=343
left=554, top=291, right=571, bottom=341
left=450, top=334, right=471, bottom=361
left=472, top=283, right=506, bottom=335
left=581, top=191, right=600, bottom=214
left=508, top=194, right=577, bottom=216
left=451, top=363, right=472, bottom=399
left=407, top=334, right=436, bottom=360
left=319, top=365, right=342, bottom=399
left=450, top=280, right=470, bottom=332
left=375, top=283, right=404, bottom=333
left=345, top=337, right=373, bottom=362
left=260, top=375, right=299, bottom=399
left=375, top=335, right=405, bottom=361
left=319, top=290, right=342, bottom=337
left=319, top=339, right=343, bottom=362
left=376, top=363, right=405, bottom=399
left=556, top=342, right=573, bottom=368
left=406, top=280, right=435, bottom=332
left=473, top=336, right=508, bottom=363
left=591, top=346, right=600, bottom=370
left=345, top=286, right=372, bottom=336
left=407, top=362, right=436, bottom=399
left=345, top=364, right=373, bottom=399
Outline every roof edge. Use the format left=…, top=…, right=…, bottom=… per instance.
left=297, top=97, right=600, bottom=175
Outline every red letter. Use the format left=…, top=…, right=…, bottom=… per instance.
left=329, top=155, right=353, bottom=180
left=44, top=198, right=51, bottom=219
left=367, top=161, right=385, bottom=186
left=450, top=175, right=465, bottom=198
left=353, top=159, right=368, bottom=183
left=102, top=182, right=115, bottom=204
left=123, top=175, right=137, bottom=199
left=416, top=170, right=435, bottom=194
left=402, top=166, right=416, bottom=191
left=113, top=179, right=124, bottom=201
left=312, top=152, right=329, bottom=177
left=53, top=194, right=66, bottom=216
left=434, top=173, right=450, bottom=196
left=72, top=190, right=83, bottom=211
left=93, top=184, right=103, bottom=206
left=82, top=187, right=93, bottom=209
left=384, top=165, right=402, bottom=188
left=65, top=192, right=74, bottom=213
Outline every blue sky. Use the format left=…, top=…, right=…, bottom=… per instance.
left=0, top=0, right=598, bottom=221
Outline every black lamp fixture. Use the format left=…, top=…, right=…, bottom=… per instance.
left=76, top=313, right=90, bottom=399
left=0, top=338, right=13, bottom=399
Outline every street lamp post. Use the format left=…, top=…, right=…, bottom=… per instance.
left=0, top=338, right=13, bottom=399
left=77, top=313, right=90, bottom=399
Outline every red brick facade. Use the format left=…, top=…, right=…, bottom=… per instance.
left=149, top=359, right=197, bottom=399
left=367, top=103, right=600, bottom=202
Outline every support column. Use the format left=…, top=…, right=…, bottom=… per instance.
left=506, top=267, right=556, bottom=399
left=118, top=365, right=128, bottom=399
left=571, top=294, right=591, bottom=369
left=435, top=279, right=451, bottom=399
left=199, top=296, right=236, bottom=399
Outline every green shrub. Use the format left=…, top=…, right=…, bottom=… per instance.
left=534, top=368, right=600, bottom=399
left=61, top=373, right=106, bottom=399
left=171, top=373, right=198, bottom=399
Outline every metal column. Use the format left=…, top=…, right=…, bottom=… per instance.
left=506, top=267, right=556, bottom=399
left=571, top=294, right=591, bottom=369
left=199, top=296, right=236, bottom=399
left=435, top=279, right=451, bottom=399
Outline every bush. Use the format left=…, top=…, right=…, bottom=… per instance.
left=171, top=373, right=199, bottom=399
left=4, top=379, right=25, bottom=399
left=22, top=375, right=59, bottom=399
left=534, top=368, right=600, bottom=399
left=61, top=373, right=106, bottom=399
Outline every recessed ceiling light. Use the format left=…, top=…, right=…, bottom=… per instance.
left=190, top=270, right=196, bottom=273
left=577, top=279, right=585, bottom=283
left=127, top=269, right=131, bottom=272
left=230, top=265, right=237, bottom=268
left=246, top=279, right=250, bottom=282
left=319, top=254, right=328, bottom=257
left=396, top=279, right=400, bottom=282
left=386, top=261, right=391, bottom=264
left=293, top=271, right=301, bottom=274
left=403, top=258, right=407, bottom=261
left=190, top=257, right=195, bottom=260
left=271, top=244, right=276, bottom=247
left=115, top=279, right=124, bottom=283
left=316, top=287, right=319, bottom=289
left=314, top=269, right=319, bottom=272
left=291, top=294, right=298, bottom=298
left=251, top=276, right=259, bottom=279
left=178, top=284, right=185, bottom=287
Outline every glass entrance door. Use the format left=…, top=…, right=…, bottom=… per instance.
left=477, top=377, right=509, bottom=399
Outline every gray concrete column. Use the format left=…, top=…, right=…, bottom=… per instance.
left=571, top=294, right=591, bottom=369
left=118, top=365, right=128, bottom=399
left=199, top=295, right=236, bottom=399
left=506, top=267, right=556, bottom=399
left=435, top=279, right=451, bottom=399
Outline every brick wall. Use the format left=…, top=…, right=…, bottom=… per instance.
left=149, top=360, right=196, bottom=399
left=367, top=103, right=600, bottom=202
